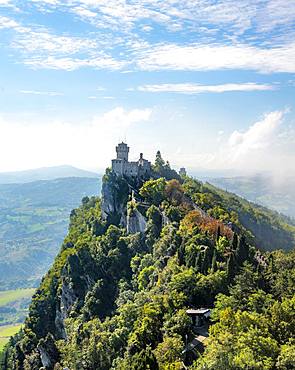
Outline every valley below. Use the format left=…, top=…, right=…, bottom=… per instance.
left=0, top=176, right=102, bottom=290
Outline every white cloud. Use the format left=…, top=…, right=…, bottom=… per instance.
left=19, top=90, right=63, bottom=96
left=0, top=107, right=152, bottom=172
left=25, top=0, right=295, bottom=38
left=257, top=0, right=295, bottom=32
left=16, top=39, right=295, bottom=72
left=73, top=6, right=97, bottom=18
left=9, top=26, right=125, bottom=71
left=204, top=110, right=295, bottom=177
left=1, top=1, right=294, bottom=73
left=227, top=111, right=283, bottom=159
left=74, top=0, right=172, bottom=31
left=0, top=15, right=19, bottom=29
left=23, top=55, right=125, bottom=71
left=141, top=25, right=153, bottom=32
left=0, top=0, right=18, bottom=8
left=30, top=0, right=59, bottom=5
left=13, top=31, right=97, bottom=54
left=138, top=83, right=274, bottom=94
left=135, top=43, right=295, bottom=73
left=93, top=106, right=151, bottom=129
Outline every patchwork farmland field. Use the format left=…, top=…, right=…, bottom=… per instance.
left=0, top=288, right=35, bottom=329
left=0, top=289, right=35, bottom=307
left=0, top=324, right=22, bottom=352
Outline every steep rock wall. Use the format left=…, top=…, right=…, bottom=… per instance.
left=101, top=172, right=129, bottom=227
left=127, top=208, right=147, bottom=234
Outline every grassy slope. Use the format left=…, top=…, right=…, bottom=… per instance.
left=0, top=324, right=22, bottom=352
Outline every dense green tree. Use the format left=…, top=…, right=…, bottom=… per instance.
left=201, top=246, right=211, bottom=274
left=121, top=346, right=159, bottom=370
left=211, top=250, right=217, bottom=273
left=146, top=205, right=163, bottom=247
left=236, top=236, right=250, bottom=265
left=154, top=151, right=165, bottom=170
left=276, top=342, right=295, bottom=369
left=154, top=335, right=184, bottom=369
left=226, top=253, right=235, bottom=282
left=194, top=251, right=202, bottom=272
left=152, top=151, right=181, bottom=181
left=139, top=178, right=166, bottom=205
left=232, top=232, right=238, bottom=250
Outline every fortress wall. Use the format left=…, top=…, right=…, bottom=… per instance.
left=124, top=162, right=139, bottom=177
left=112, top=159, right=125, bottom=175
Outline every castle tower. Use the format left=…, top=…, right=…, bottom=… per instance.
left=116, top=142, right=129, bottom=161
left=179, top=167, right=187, bottom=177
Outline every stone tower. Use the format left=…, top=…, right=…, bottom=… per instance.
left=179, top=167, right=187, bottom=177
left=116, top=142, right=129, bottom=161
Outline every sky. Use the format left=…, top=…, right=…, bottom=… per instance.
left=0, top=0, right=294, bottom=177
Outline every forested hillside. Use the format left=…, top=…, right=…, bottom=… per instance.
left=2, top=155, right=294, bottom=369
left=0, top=165, right=98, bottom=184
left=201, top=183, right=295, bottom=251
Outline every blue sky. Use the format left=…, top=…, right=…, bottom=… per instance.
left=0, top=0, right=294, bottom=177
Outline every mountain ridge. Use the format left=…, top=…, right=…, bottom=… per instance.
left=0, top=165, right=99, bottom=184
left=2, top=155, right=295, bottom=369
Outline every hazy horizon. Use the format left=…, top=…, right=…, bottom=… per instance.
left=0, top=162, right=294, bottom=183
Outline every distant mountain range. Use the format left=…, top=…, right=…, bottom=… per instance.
left=209, top=175, right=295, bottom=220
left=0, top=165, right=99, bottom=184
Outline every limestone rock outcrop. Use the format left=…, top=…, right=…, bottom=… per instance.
left=127, top=208, right=147, bottom=234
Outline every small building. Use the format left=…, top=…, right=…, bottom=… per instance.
left=179, top=167, right=187, bottom=177
left=186, top=308, right=211, bottom=327
left=111, top=142, right=151, bottom=179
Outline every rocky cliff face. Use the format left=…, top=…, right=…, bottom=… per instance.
left=37, top=334, right=59, bottom=369
left=127, top=208, right=147, bottom=234
left=55, top=276, right=78, bottom=339
left=101, top=172, right=129, bottom=227
left=101, top=171, right=150, bottom=235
